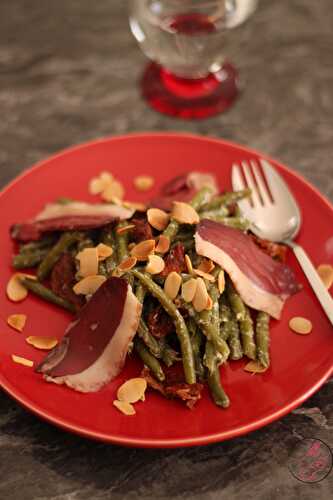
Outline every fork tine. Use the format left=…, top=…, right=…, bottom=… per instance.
left=232, top=163, right=254, bottom=211
left=260, top=159, right=292, bottom=203
left=241, top=161, right=261, bottom=207
left=250, top=160, right=272, bottom=205
left=231, top=163, right=246, bottom=191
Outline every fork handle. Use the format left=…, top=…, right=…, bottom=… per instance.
left=287, top=242, right=333, bottom=325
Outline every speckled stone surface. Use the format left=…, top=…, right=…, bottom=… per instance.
left=0, top=1, right=332, bottom=499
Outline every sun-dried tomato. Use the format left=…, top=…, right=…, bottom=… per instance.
left=50, top=253, right=84, bottom=311
left=164, top=383, right=204, bottom=409
left=146, top=305, right=174, bottom=338
left=251, top=234, right=287, bottom=262
left=141, top=366, right=204, bottom=409
left=131, top=215, right=153, bottom=243
left=159, top=243, right=186, bottom=277
left=141, top=367, right=165, bottom=395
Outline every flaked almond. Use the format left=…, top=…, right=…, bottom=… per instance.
left=113, top=400, right=136, bottom=416
left=118, top=256, right=137, bottom=272
left=206, top=295, right=213, bottom=310
left=7, top=314, right=27, bottom=332
left=244, top=360, right=268, bottom=373
left=76, top=247, right=99, bottom=277
left=89, top=177, right=104, bottom=195
left=155, top=235, right=170, bottom=254
left=123, top=201, right=147, bottom=212
left=164, top=272, right=182, bottom=300
left=106, top=195, right=122, bottom=206
left=12, top=354, right=33, bottom=368
left=89, top=171, right=113, bottom=195
left=101, top=180, right=125, bottom=201
left=317, top=264, right=333, bottom=290
left=198, top=259, right=215, bottom=274
left=181, top=278, right=197, bottom=303
left=145, top=255, right=165, bottom=275
left=185, top=254, right=193, bottom=275
left=218, top=270, right=225, bottom=294
left=26, top=336, right=58, bottom=350
left=171, top=201, right=200, bottom=225
left=117, top=378, right=147, bottom=403
left=289, top=317, right=312, bottom=335
left=147, top=208, right=169, bottom=231
left=116, top=224, right=135, bottom=235
left=73, top=275, right=106, bottom=295
left=130, top=239, right=155, bottom=261
left=100, top=171, right=114, bottom=184
left=134, top=175, right=154, bottom=191
left=7, top=273, right=36, bottom=302
left=96, top=243, right=113, bottom=260
left=193, top=269, right=215, bottom=282
left=192, top=277, right=209, bottom=312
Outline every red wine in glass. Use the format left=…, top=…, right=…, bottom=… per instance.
left=129, top=0, right=258, bottom=119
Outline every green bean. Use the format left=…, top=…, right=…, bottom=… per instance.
left=162, top=187, right=213, bottom=244
left=135, top=282, right=147, bottom=304
left=220, top=292, right=243, bottom=360
left=227, top=316, right=243, bottom=360
left=161, top=343, right=180, bottom=367
left=203, top=340, right=223, bottom=375
left=220, top=322, right=231, bottom=342
left=172, top=238, right=195, bottom=252
left=163, top=219, right=180, bottom=243
left=240, top=307, right=256, bottom=360
left=256, top=312, right=270, bottom=368
left=205, top=279, right=231, bottom=362
left=189, top=186, right=214, bottom=211
left=115, top=222, right=129, bottom=263
left=173, top=230, right=195, bottom=242
left=134, top=338, right=165, bottom=382
left=20, top=277, right=76, bottom=313
left=199, top=207, right=229, bottom=219
left=188, top=318, right=205, bottom=380
left=12, top=249, right=49, bottom=269
left=207, top=362, right=230, bottom=408
left=219, top=295, right=232, bottom=323
left=137, top=318, right=162, bottom=358
left=183, top=302, right=230, bottom=363
left=100, top=227, right=117, bottom=275
left=37, top=232, right=80, bottom=281
left=77, top=235, right=94, bottom=252
left=226, top=280, right=247, bottom=321
left=218, top=296, right=233, bottom=342
left=19, top=236, right=57, bottom=254
left=115, top=232, right=135, bottom=284
left=100, top=226, right=114, bottom=246
left=201, top=189, right=251, bottom=211
left=134, top=282, right=162, bottom=357
left=132, top=270, right=196, bottom=384
left=200, top=215, right=250, bottom=231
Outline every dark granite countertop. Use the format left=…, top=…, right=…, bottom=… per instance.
left=0, top=1, right=332, bottom=499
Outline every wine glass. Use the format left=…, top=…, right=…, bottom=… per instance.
left=129, top=0, right=258, bottom=119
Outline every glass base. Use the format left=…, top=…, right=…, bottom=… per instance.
left=141, top=62, right=239, bottom=119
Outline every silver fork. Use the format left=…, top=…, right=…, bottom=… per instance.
left=232, top=158, right=333, bottom=325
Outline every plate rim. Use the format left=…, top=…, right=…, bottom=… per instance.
left=1, top=132, right=332, bottom=448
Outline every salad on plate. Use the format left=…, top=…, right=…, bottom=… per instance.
left=6, top=169, right=302, bottom=414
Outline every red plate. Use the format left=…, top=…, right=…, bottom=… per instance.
left=0, top=133, right=332, bottom=448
